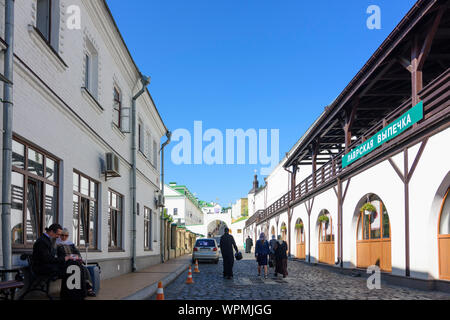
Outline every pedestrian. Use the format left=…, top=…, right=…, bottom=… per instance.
left=255, top=233, right=270, bottom=279
left=245, top=236, right=253, bottom=253
left=274, top=235, right=289, bottom=278
left=269, top=234, right=277, bottom=268
left=219, top=227, right=239, bottom=279
left=31, top=223, right=70, bottom=278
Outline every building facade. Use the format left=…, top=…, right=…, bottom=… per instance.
left=0, top=0, right=168, bottom=279
left=245, top=0, right=450, bottom=285
left=164, top=182, right=204, bottom=226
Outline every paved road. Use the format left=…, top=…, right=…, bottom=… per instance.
left=150, top=252, right=450, bottom=300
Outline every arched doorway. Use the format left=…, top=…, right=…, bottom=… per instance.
left=318, top=210, right=335, bottom=265
left=438, top=188, right=450, bottom=280
left=295, top=218, right=305, bottom=259
left=356, top=194, right=392, bottom=272
left=207, top=220, right=228, bottom=241
left=271, top=226, right=276, bottom=237
left=281, top=222, right=287, bottom=241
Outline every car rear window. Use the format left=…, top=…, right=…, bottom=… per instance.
left=196, top=239, right=216, bottom=247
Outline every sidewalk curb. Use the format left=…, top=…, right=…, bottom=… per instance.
left=122, top=262, right=190, bottom=300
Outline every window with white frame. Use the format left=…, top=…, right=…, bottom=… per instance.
left=144, top=207, right=152, bottom=250
left=145, top=130, right=151, bottom=159
left=36, top=0, right=60, bottom=50
left=84, top=40, right=99, bottom=99
left=153, top=140, right=158, bottom=167
left=138, top=120, right=144, bottom=153
left=113, top=87, right=122, bottom=128
left=152, top=210, right=157, bottom=243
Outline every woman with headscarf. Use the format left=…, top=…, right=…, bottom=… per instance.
left=274, top=235, right=288, bottom=278
left=254, top=233, right=270, bottom=279
left=56, top=228, right=96, bottom=297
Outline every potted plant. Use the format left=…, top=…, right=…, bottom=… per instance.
left=318, top=215, right=329, bottom=224
left=295, top=222, right=304, bottom=231
left=318, top=215, right=329, bottom=229
left=360, top=203, right=377, bottom=215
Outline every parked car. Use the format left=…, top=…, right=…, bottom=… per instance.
left=192, top=238, right=220, bottom=264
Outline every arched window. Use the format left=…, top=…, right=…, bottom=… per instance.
left=281, top=222, right=287, bottom=241
left=357, top=194, right=390, bottom=241
left=295, top=218, right=304, bottom=244
left=318, top=210, right=334, bottom=243
left=439, top=189, right=450, bottom=235
left=438, top=188, right=450, bottom=280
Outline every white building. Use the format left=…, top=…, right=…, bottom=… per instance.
left=164, top=183, right=204, bottom=227
left=0, top=0, right=168, bottom=279
left=244, top=0, right=450, bottom=288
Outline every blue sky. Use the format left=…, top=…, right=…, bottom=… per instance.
left=106, top=0, right=416, bottom=207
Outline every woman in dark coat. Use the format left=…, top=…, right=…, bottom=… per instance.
left=56, top=229, right=96, bottom=296
left=254, top=233, right=270, bottom=279
left=273, top=235, right=288, bottom=278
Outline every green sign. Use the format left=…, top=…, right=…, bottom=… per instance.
left=342, top=101, right=423, bottom=168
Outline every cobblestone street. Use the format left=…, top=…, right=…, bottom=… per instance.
left=151, top=253, right=450, bottom=300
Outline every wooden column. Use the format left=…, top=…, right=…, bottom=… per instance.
left=388, top=139, right=428, bottom=277
left=287, top=164, right=297, bottom=258
left=342, top=99, right=358, bottom=154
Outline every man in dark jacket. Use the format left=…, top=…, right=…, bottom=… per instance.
left=32, top=223, right=69, bottom=277
left=245, top=236, right=253, bottom=253
left=219, top=228, right=238, bottom=279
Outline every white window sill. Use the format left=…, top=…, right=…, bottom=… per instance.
left=0, top=38, right=6, bottom=51
left=27, top=25, right=68, bottom=72
left=112, top=122, right=126, bottom=140
left=81, top=87, right=103, bottom=115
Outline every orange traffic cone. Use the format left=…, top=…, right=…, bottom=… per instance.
left=156, top=281, right=164, bottom=300
left=186, top=266, right=194, bottom=284
left=193, top=260, right=200, bottom=273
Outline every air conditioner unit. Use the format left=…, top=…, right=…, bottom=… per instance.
left=156, top=194, right=165, bottom=208
left=105, top=153, right=120, bottom=180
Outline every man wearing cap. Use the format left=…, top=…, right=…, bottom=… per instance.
left=219, top=227, right=238, bottom=279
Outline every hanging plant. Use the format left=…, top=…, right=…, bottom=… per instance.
left=360, top=203, right=377, bottom=214
left=318, top=215, right=329, bottom=224
left=281, top=225, right=287, bottom=231
left=295, top=223, right=304, bottom=230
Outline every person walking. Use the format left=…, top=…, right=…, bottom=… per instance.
left=255, top=233, right=270, bottom=278
left=274, top=235, right=289, bottom=278
left=245, top=236, right=253, bottom=253
left=269, top=235, right=277, bottom=268
left=219, top=228, right=239, bottom=279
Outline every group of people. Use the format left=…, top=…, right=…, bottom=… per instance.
left=32, top=223, right=96, bottom=297
left=220, top=230, right=288, bottom=280
left=253, top=234, right=288, bottom=279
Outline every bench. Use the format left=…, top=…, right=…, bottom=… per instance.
left=16, top=253, right=59, bottom=300
left=0, top=269, right=24, bottom=301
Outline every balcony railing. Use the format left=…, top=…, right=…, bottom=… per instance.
left=249, top=68, right=450, bottom=226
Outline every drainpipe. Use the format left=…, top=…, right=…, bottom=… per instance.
left=131, top=74, right=151, bottom=272
left=1, top=0, right=14, bottom=276
left=160, top=131, right=171, bottom=263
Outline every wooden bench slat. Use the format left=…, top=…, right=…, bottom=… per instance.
left=0, top=280, right=24, bottom=290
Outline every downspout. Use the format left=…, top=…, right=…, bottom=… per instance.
left=131, top=74, right=151, bottom=272
left=160, top=131, right=171, bottom=263
left=1, top=0, right=14, bottom=275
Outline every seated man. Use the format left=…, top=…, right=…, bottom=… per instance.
left=32, top=223, right=70, bottom=278
left=56, top=228, right=96, bottom=297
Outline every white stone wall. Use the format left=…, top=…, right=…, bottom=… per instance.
left=0, top=0, right=166, bottom=276
left=246, top=127, right=450, bottom=280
